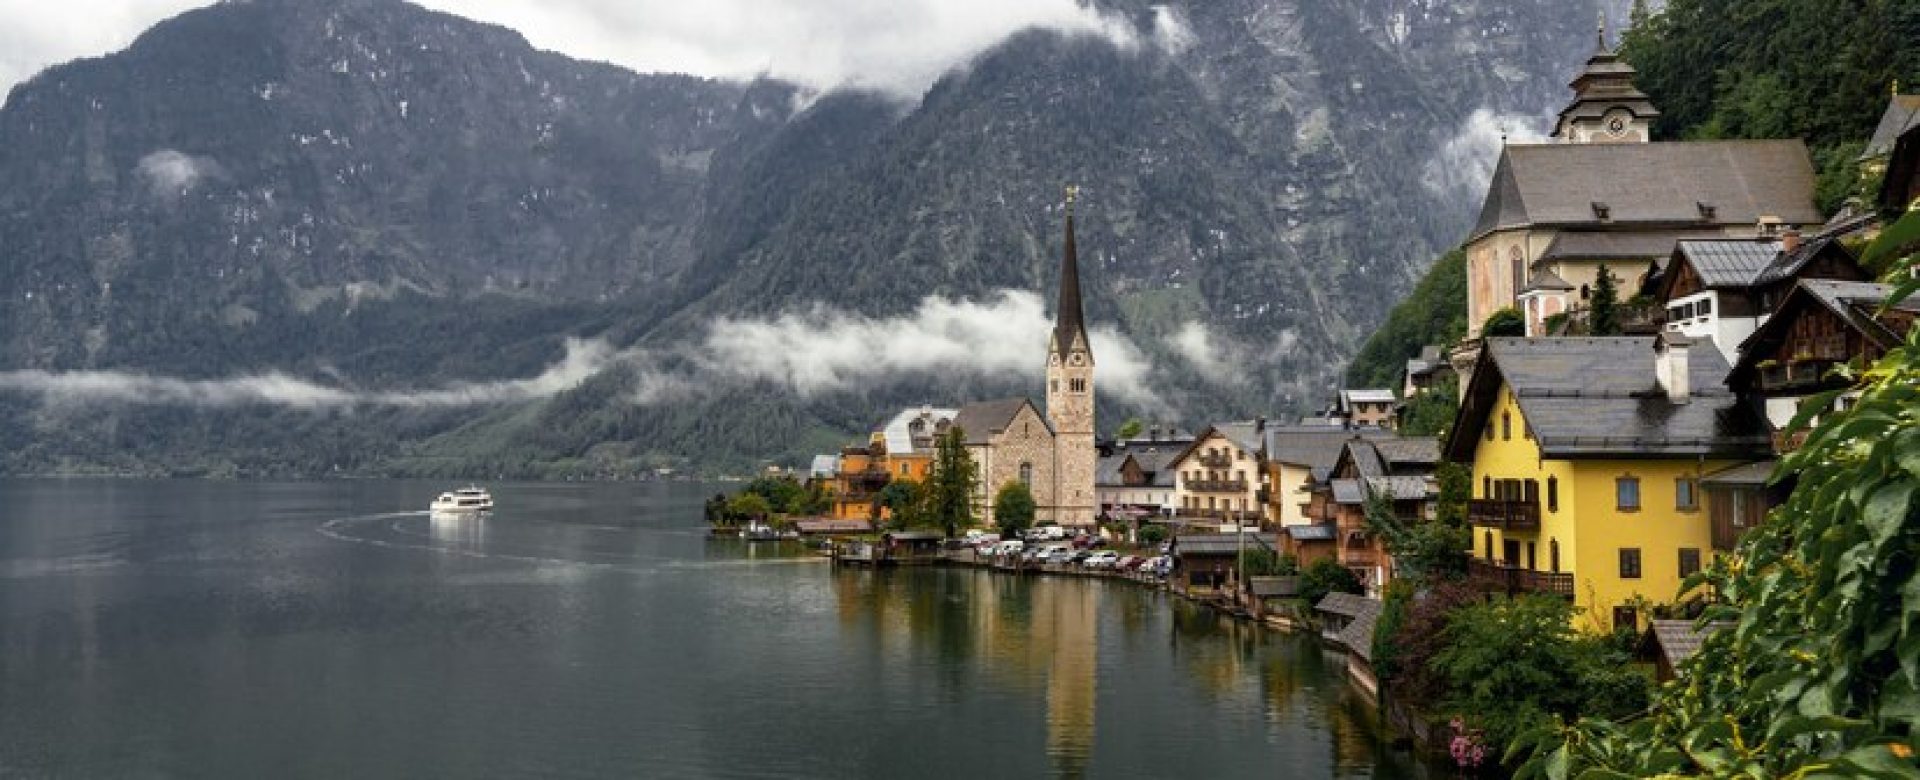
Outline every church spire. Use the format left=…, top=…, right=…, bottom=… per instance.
left=1053, top=185, right=1088, bottom=358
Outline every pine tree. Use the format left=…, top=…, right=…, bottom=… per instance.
left=1589, top=264, right=1621, bottom=336
left=924, top=427, right=979, bottom=538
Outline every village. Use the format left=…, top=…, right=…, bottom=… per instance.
left=704, top=26, right=1920, bottom=771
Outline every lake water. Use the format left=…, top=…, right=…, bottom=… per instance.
left=0, top=479, right=1433, bottom=778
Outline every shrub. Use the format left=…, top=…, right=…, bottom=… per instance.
left=992, top=481, right=1036, bottom=538
left=1298, top=557, right=1363, bottom=606
left=1481, top=307, right=1525, bottom=338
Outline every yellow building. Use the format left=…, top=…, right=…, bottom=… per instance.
left=1447, top=335, right=1771, bottom=633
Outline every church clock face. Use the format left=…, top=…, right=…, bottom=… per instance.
left=1606, top=115, right=1627, bottom=136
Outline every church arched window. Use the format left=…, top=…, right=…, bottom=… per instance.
left=1019, top=462, right=1033, bottom=486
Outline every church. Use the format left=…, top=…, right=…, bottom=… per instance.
left=1462, top=23, right=1824, bottom=341
left=957, top=188, right=1097, bottom=529
left=825, top=188, right=1098, bottom=529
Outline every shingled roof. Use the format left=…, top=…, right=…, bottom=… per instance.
left=1448, top=338, right=1772, bottom=462
left=951, top=398, right=1046, bottom=445
left=1647, top=619, right=1734, bottom=669
left=1470, top=141, right=1822, bottom=241
left=1172, top=533, right=1277, bottom=557
left=1265, top=427, right=1389, bottom=469
left=1539, top=230, right=1721, bottom=262
left=1730, top=280, right=1920, bottom=388
left=1864, top=94, right=1920, bottom=160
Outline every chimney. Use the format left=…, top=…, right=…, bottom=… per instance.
left=1655, top=333, right=1691, bottom=404
left=1148, top=423, right=1160, bottom=441
left=1255, top=415, right=1267, bottom=435
left=1781, top=228, right=1802, bottom=254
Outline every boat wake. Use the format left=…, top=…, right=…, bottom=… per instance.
left=315, top=513, right=829, bottom=572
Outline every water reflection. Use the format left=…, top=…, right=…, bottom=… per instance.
left=428, top=512, right=488, bottom=550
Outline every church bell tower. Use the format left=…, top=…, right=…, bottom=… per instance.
left=1047, top=186, right=1097, bottom=527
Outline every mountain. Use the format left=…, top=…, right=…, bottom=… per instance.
left=0, top=0, right=1616, bottom=477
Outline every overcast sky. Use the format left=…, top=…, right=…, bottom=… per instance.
left=0, top=0, right=1135, bottom=99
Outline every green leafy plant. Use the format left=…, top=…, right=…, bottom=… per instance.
left=1483, top=307, right=1526, bottom=338
left=1299, top=557, right=1364, bottom=607
left=1589, top=265, right=1621, bottom=336
left=923, top=427, right=979, bottom=537
left=993, top=480, right=1036, bottom=539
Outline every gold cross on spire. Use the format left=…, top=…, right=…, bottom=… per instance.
left=1065, top=184, right=1079, bottom=210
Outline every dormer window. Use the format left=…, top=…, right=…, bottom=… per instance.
left=1591, top=202, right=1611, bottom=221
left=1696, top=202, right=1716, bottom=221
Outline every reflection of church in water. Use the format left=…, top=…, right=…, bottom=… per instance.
left=833, top=570, right=1098, bottom=776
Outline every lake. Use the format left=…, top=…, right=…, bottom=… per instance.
left=0, top=479, right=1434, bottom=778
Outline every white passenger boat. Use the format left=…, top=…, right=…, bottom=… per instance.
left=430, top=486, right=494, bottom=514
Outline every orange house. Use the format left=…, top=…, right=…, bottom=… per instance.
left=829, top=407, right=955, bottom=521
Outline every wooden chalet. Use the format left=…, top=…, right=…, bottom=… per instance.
left=1727, top=279, right=1920, bottom=446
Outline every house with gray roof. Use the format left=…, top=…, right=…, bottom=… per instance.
left=1095, top=434, right=1190, bottom=521
left=1862, top=92, right=1920, bottom=168
left=1653, top=233, right=1869, bottom=364
left=1447, top=335, right=1773, bottom=633
left=1884, top=106, right=1920, bottom=212
left=1464, top=38, right=1822, bottom=342
left=1729, top=279, right=1920, bottom=432
left=1168, top=422, right=1269, bottom=527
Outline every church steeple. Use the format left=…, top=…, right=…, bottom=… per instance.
left=1552, top=21, right=1659, bottom=144
left=1044, top=185, right=1096, bottom=529
left=1052, top=185, right=1091, bottom=360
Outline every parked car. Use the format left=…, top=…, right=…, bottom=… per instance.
left=1029, top=525, right=1068, bottom=541
left=1039, top=544, right=1075, bottom=564
left=991, top=540, right=1025, bottom=556
left=1114, top=555, right=1139, bottom=570
left=1083, top=551, right=1120, bottom=569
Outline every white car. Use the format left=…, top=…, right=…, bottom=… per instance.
left=1082, top=551, right=1120, bottom=569
left=1028, top=525, right=1068, bottom=541
left=991, top=540, right=1026, bottom=556
left=1037, top=544, right=1074, bottom=564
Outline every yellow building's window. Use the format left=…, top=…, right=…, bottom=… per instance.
left=1616, top=477, right=1641, bottom=511
left=1619, top=548, right=1642, bottom=579
left=1546, top=476, right=1559, bottom=512
left=1501, top=412, right=1511, bottom=441
left=1679, top=548, right=1701, bottom=578
left=1675, top=477, right=1699, bottom=511
left=1612, top=606, right=1639, bottom=633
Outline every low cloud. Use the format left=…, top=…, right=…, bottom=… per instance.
left=1163, top=320, right=1246, bottom=387
left=685, top=290, right=1162, bottom=408
left=1148, top=5, right=1195, bottom=56
left=0, top=292, right=1173, bottom=413
left=1420, top=108, right=1548, bottom=198
left=0, top=338, right=620, bottom=409
left=136, top=149, right=221, bottom=196
left=424, top=0, right=1143, bottom=99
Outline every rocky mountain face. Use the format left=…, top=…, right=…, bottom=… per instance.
left=0, top=0, right=1613, bottom=476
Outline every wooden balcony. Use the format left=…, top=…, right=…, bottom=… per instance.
left=1196, top=453, right=1233, bottom=469
left=1758, top=361, right=1838, bottom=393
left=1187, top=479, right=1250, bottom=494
left=1467, top=499, right=1541, bottom=531
left=1468, top=559, right=1574, bottom=598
